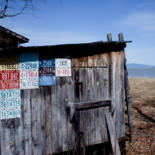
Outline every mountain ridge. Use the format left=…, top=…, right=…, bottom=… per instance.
left=127, top=63, right=155, bottom=69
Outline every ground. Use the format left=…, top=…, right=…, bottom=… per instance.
left=126, top=78, right=155, bottom=155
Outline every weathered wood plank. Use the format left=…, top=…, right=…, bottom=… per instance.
left=67, top=100, right=111, bottom=111
left=14, top=118, right=24, bottom=155
left=94, top=54, right=108, bottom=68
left=79, top=57, right=88, bottom=67
left=79, top=68, right=89, bottom=146
left=110, top=51, right=125, bottom=139
left=66, top=72, right=76, bottom=152
left=99, top=107, right=108, bottom=141
left=0, top=119, right=15, bottom=155
left=72, top=58, right=79, bottom=67
left=72, top=57, right=88, bottom=68
left=39, top=87, right=47, bottom=155
left=22, top=90, right=32, bottom=155
left=79, top=69, right=88, bottom=102
left=50, top=83, right=61, bottom=154
left=105, top=112, right=121, bottom=155
left=59, top=77, right=68, bottom=152
left=89, top=68, right=101, bottom=145
left=99, top=67, right=109, bottom=142
left=88, top=56, right=94, bottom=67
left=103, top=68, right=109, bottom=99
left=84, top=68, right=94, bottom=147
left=31, top=89, right=42, bottom=155
left=44, top=87, right=53, bottom=155
left=50, top=85, right=57, bottom=154
left=54, top=78, right=62, bottom=153
left=116, top=52, right=125, bottom=138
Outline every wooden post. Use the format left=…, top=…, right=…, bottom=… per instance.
left=124, top=58, right=133, bottom=141
left=107, top=33, right=112, bottom=42
left=118, top=33, right=124, bottom=42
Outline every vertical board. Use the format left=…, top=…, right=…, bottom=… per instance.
left=44, top=87, right=53, bottom=154
left=110, top=51, right=125, bottom=138
left=55, top=77, right=68, bottom=152
left=0, top=121, right=15, bottom=155
left=50, top=83, right=61, bottom=154
left=22, top=90, right=32, bottom=155
left=20, top=52, right=39, bottom=89
left=30, top=89, right=43, bottom=155
left=66, top=72, right=76, bottom=152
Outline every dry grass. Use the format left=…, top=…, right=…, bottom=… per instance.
left=126, top=78, right=155, bottom=155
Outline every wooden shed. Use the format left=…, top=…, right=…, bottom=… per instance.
left=0, top=31, right=132, bottom=155
left=0, top=26, right=29, bottom=49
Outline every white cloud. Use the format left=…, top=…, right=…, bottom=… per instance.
left=118, top=12, right=155, bottom=31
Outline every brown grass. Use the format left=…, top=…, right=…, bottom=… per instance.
left=126, top=78, right=155, bottom=155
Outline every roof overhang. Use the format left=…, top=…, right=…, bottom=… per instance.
left=0, top=26, right=29, bottom=44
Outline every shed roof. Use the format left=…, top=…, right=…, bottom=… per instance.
left=0, top=40, right=131, bottom=58
left=0, top=26, right=29, bottom=44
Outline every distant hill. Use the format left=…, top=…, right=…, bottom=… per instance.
left=127, top=63, right=155, bottom=69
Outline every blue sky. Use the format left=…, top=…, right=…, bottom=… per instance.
left=1, top=0, right=155, bottom=65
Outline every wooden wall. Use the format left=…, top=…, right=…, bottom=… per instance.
left=0, top=51, right=125, bottom=155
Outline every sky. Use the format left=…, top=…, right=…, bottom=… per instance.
left=1, top=0, right=155, bottom=65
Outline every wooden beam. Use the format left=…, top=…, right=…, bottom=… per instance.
left=66, top=100, right=111, bottom=123
left=67, top=100, right=111, bottom=111
left=105, top=112, right=121, bottom=155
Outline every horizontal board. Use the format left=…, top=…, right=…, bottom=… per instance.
left=72, top=54, right=108, bottom=67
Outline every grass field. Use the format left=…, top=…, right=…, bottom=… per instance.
left=126, top=78, right=155, bottom=154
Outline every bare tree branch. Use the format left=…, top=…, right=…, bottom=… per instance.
left=0, top=0, right=33, bottom=18
left=0, top=0, right=8, bottom=16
